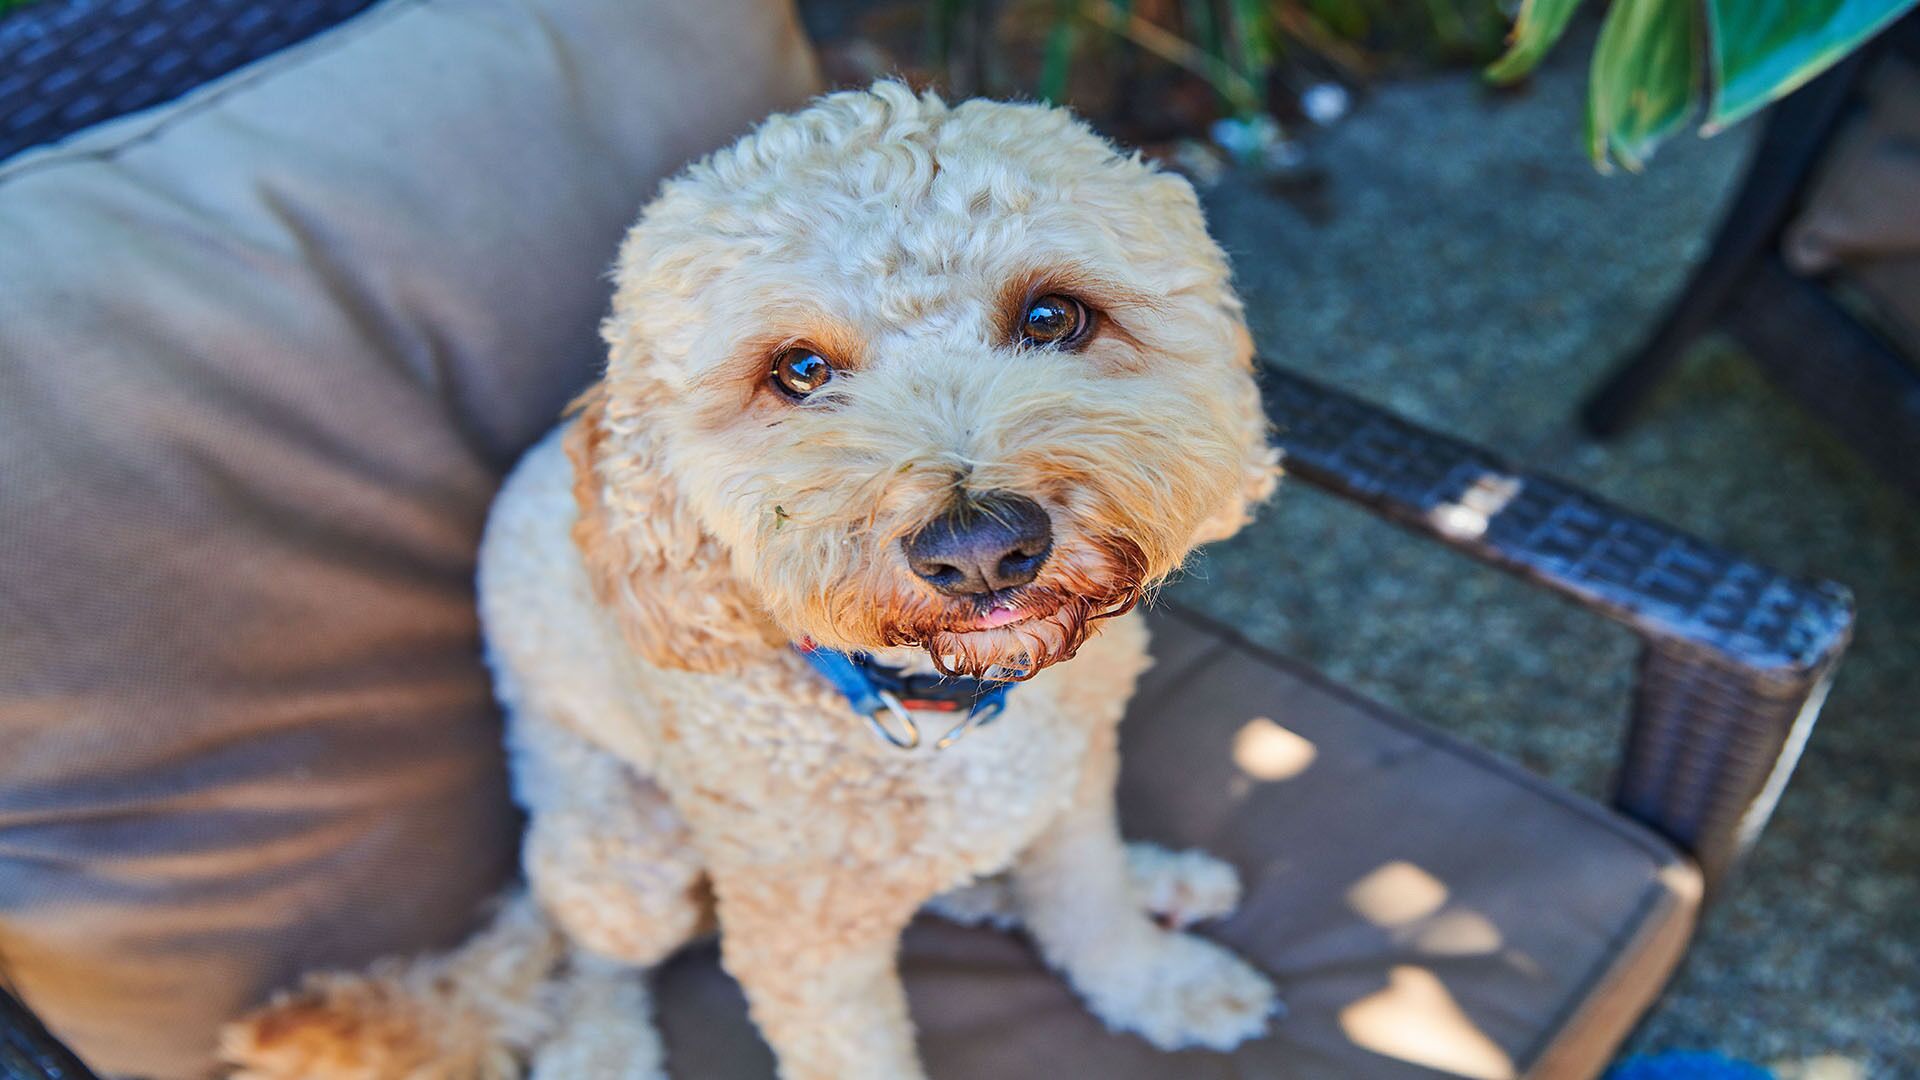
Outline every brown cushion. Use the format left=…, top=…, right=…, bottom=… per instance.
left=0, top=1, right=817, bottom=1076
left=652, top=609, right=1701, bottom=1080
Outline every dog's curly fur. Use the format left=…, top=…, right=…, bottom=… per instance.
left=223, top=81, right=1281, bottom=1080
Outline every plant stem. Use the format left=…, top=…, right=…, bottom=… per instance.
left=1039, top=0, right=1079, bottom=103
left=1079, top=0, right=1265, bottom=115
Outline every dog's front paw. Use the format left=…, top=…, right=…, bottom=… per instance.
left=1126, top=843, right=1242, bottom=929
left=1076, top=931, right=1280, bottom=1051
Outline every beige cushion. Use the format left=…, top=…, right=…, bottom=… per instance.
left=653, top=609, right=1700, bottom=1080
left=0, top=1, right=817, bottom=1076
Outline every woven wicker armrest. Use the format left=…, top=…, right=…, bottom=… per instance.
left=0, top=984, right=96, bottom=1080
left=1261, top=364, right=1854, bottom=892
left=0, top=0, right=381, bottom=165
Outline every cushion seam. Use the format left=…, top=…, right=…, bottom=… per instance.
left=1512, top=876, right=1676, bottom=1073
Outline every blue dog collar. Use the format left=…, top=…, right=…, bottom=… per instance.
left=795, top=642, right=1012, bottom=751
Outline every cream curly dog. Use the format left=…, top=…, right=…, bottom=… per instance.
left=222, top=81, right=1281, bottom=1080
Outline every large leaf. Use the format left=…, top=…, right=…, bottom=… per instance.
left=1485, top=0, right=1587, bottom=83
left=1588, top=0, right=1702, bottom=169
left=1706, top=0, right=1920, bottom=129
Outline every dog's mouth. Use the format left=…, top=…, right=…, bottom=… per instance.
left=963, top=601, right=1043, bottom=632
left=875, top=535, right=1151, bottom=680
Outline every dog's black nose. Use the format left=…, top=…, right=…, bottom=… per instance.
left=904, top=493, right=1053, bottom=597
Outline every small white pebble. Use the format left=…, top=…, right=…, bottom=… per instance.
left=1302, top=82, right=1351, bottom=126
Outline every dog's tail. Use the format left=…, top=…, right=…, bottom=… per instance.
left=220, top=891, right=573, bottom=1080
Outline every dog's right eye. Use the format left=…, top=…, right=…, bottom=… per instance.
left=1018, top=294, right=1092, bottom=350
left=771, top=348, right=835, bottom=399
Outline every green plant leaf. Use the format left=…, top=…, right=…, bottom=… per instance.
left=1588, top=0, right=1701, bottom=169
left=1038, top=0, right=1078, bottom=105
left=925, top=0, right=966, bottom=73
left=1486, top=0, right=1586, bottom=83
left=1228, top=0, right=1278, bottom=73
left=1308, top=0, right=1370, bottom=41
left=1706, top=0, right=1920, bottom=130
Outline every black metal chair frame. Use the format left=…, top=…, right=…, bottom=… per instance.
left=1581, top=20, right=1920, bottom=499
left=0, top=2, right=1856, bottom=1076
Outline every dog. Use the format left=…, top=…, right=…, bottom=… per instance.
left=222, top=80, right=1281, bottom=1080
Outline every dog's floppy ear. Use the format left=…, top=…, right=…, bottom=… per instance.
left=565, top=385, right=780, bottom=673
left=1189, top=325, right=1282, bottom=546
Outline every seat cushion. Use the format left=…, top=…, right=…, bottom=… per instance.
left=0, top=1, right=817, bottom=1076
left=652, top=608, right=1701, bottom=1080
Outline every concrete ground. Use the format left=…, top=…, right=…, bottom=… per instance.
left=1171, top=35, right=1920, bottom=1079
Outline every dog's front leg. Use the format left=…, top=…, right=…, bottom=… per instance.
left=1013, top=724, right=1279, bottom=1051
left=710, top=864, right=924, bottom=1080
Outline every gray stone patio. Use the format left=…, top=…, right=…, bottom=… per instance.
left=1169, top=36, right=1920, bottom=1077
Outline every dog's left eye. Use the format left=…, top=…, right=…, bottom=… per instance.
left=771, top=348, right=835, bottom=399
left=1019, top=294, right=1091, bottom=349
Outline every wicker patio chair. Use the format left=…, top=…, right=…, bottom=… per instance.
left=0, top=2, right=1854, bottom=1077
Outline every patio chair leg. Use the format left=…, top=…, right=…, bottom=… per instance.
left=1728, top=258, right=1920, bottom=499
left=1614, top=635, right=1843, bottom=893
left=1580, top=286, right=1733, bottom=437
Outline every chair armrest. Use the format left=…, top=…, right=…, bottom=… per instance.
left=1261, top=364, right=1854, bottom=893
left=1, top=985, right=97, bottom=1080
left=0, top=0, right=379, bottom=164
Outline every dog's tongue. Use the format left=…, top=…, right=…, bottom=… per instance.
left=974, top=604, right=1027, bottom=630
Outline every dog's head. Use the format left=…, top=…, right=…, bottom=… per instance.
left=574, top=82, right=1278, bottom=679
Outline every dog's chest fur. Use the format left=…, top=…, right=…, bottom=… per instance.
left=481, top=429, right=1151, bottom=899
left=646, top=647, right=1116, bottom=889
